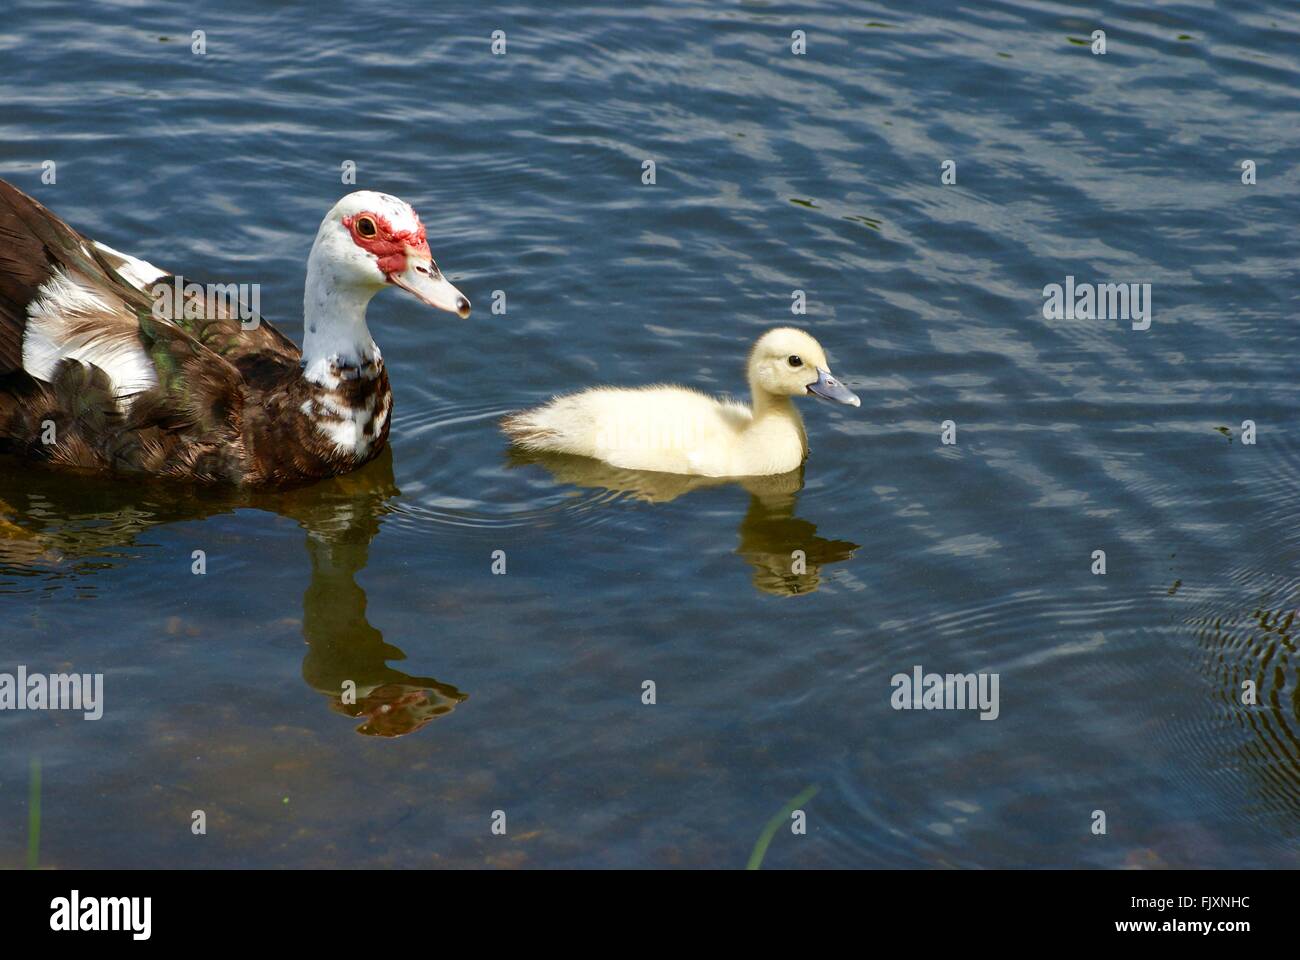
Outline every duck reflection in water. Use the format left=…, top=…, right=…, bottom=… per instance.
left=507, top=450, right=859, bottom=596
left=0, top=450, right=463, bottom=737
left=295, top=466, right=465, bottom=735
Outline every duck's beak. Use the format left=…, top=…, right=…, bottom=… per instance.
left=807, top=367, right=860, bottom=407
left=387, top=248, right=471, bottom=318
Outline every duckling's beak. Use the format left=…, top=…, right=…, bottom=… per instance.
left=387, top=248, right=471, bottom=318
left=807, top=367, right=860, bottom=407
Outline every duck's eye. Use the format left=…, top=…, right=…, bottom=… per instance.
left=788, top=355, right=803, bottom=367
left=355, top=217, right=377, bottom=238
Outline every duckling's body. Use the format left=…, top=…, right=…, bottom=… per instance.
left=503, top=328, right=858, bottom=478
left=509, top=384, right=806, bottom=476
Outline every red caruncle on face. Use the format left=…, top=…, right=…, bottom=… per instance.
left=342, top=210, right=432, bottom=275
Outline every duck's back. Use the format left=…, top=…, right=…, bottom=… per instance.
left=0, top=178, right=330, bottom=484
left=504, top=385, right=754, bottom=475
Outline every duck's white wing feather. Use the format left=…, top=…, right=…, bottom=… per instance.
left=91, top=240, right=166, bottom=292
left=22, top=266, right=159, bottom=402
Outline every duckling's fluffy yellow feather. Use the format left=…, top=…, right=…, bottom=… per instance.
left=503, top=384, right=772, bottom=475
left=503, top=328, right=857, bottom=478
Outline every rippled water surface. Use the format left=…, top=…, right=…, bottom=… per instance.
left=1, top=0, right=1298, bottom=868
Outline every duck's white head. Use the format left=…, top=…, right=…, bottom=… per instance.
left=308, top=190, right=470, bottom=319
left=747, top=327, right=860, bottom=406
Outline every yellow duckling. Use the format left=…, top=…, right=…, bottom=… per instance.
left=502, top=327, right=859, bottom=477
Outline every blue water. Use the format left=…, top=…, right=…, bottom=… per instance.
left=1, top=0, right=1298, bottom=868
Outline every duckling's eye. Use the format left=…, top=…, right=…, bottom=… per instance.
left=355, top=217, right=377, bottom=238
left=787, top=355, right=803, bottom=368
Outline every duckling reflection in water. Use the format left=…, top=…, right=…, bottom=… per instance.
left=506, top=450, right=859, bottom=596
left=735, top=485, right=859, bottom=596
left=1187, top=595, right=1300, bottom=817
left=0, top=451, right=464, bottom=737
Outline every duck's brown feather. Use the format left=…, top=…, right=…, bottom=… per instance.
left=0, top=178, right=391, bottom=486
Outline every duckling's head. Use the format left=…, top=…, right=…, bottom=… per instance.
left=747, top=327, right=860, bottom=406
left=310, top=190, right=471, bottom=318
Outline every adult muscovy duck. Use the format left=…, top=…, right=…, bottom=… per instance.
left=0, top=178, right=470, bottom=486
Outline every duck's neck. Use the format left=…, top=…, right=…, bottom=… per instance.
left=301, top=258, right=381, bottom=386
left=748, top=381, right=807, bottom=452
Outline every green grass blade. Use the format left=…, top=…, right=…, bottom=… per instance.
left=26, top=756, right=41, bottom=870
left=746, top=784, right=819, bottom=870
